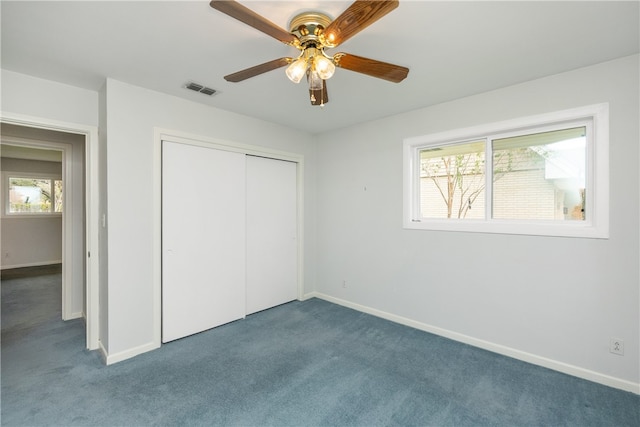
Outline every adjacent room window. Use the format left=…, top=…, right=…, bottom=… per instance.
left=6, top=175, right=63, bottom=215
left=403, top=104, right=609, bottom=238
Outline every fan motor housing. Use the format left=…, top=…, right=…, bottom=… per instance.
left=289, top=12, right=332, bottom=47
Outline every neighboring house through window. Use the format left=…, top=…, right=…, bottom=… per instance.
left=403, top=103, right=609, bottom=238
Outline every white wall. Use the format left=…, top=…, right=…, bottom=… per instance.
left=1, top=70, right=99, bottom=127
left=1, top=217, right=62, bottom=268
left=102, top=79, right=317, bottom=360
left=314, top=55, right=640, bottom=391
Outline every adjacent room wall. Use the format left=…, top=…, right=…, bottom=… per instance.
left=314, top=54, right=639, bottom=391
left=102, top=79, right=317, bottom=360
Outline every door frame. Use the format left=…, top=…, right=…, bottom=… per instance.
left=154, top=128, right=304, bottom=347
left=0, top=137, right=73, bottom=317
left=0, top=112, right=100, bottom=350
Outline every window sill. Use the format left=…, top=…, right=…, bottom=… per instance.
left=404, top=218, right=608, bottom=239
left=2, top=214, right=63, bottom=219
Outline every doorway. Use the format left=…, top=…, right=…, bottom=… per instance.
left=1, top=129, right=78, bottom=321
left=0, top=115, right=99, bottom=350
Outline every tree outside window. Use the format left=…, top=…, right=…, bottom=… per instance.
left=8, top=176, right=63, bottom=214
left=419, top=127, right=586, bottom=221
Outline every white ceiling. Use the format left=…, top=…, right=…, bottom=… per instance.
left=2, top=1, right=638, bottom=134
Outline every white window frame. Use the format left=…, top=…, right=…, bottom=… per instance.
left=3, top=171, right=63, bottom=217
left=403, top=103, right=609, bottom=239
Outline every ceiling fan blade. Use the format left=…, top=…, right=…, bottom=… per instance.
left=321, top=0, right=399, bottom=48
left=224, top=57, right=292, bottom=82
left=310, top=80, right=329, bottom=106
left=334, top=53, right=408, bottom=83
left=210, top=0, right=298, bottom=46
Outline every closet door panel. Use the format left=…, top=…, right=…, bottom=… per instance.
left=162, top=141, right=246, bottom=343
left=246, top=155, right=298, bottom=315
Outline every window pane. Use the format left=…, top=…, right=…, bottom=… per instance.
left=419, top=140, right=486, bottom=219
left=54, top=179, right=63, bottom=213
left=9, top=177, right=52, bottom=213
left=492, top=127, right=586, bottom=221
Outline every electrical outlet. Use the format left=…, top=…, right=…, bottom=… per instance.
left=342, top=280, right=347, bottom=288
left=610, top=338, right=624, bottom=355
left=4, top=252, right=8, bottom=258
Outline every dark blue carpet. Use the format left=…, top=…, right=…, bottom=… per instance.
left=1, top=266, right=638, bottom=426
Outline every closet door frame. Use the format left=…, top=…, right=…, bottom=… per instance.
left=152, top=129, right=304, bottom=348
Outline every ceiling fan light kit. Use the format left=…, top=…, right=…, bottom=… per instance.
left=210, top=0, right=409, bottom=106
left=285, top=47, right=333, bottom=84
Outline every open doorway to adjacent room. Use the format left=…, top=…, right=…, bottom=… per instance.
left=0, top=121, right=98, bottom=350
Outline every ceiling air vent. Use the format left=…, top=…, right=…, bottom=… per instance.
left=184, top=81, right=217, bottom=96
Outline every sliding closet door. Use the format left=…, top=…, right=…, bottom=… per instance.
left=162, top=141, right=246, bottom=343
left=246, top=155, right=298, bottom=315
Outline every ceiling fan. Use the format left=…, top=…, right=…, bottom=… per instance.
left=210, top=0, right=409, bottom=106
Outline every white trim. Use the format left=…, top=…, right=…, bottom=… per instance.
left=0, top=139, right=73, bottom=318
left=85, top=119, right=100, bottom=351
left=307, top=291, right=639, bottom=395
left=153, top=128, right=305, bottom=350
left=403, top=103, right=609, bottom=239
left=0, top=260, right=62, bottom=270
left=1, top=212, right=63, bottom=218
left=97, top=339, right=157, bottom=366
left=1, top=170, right=63, bottom=218
left=104, top=341, right=159, bottom=365
left=67, top=311, right=83, bottom=320
left=155, top=128, right=303, bottom=162
left=0, top=111, right=100, bottom=351
left=153, top=129, right=163, bottom=350
left=98, top=340, right=109, bottom=365
left=295, top=161, right=305, bottom=303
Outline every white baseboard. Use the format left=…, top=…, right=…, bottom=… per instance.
left=305, top=291, right=640, bottom=395
left=98, top=340, right=109, bottom=364
left=103, top=341, right=160, bottom=365
left=0, top=260, right=62, bottom=270
left=65, top=311, right=83, bottom=320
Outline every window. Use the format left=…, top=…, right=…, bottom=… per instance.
left=6, top=174, right=63, bottom=215
left=403, top=103, right=609, bottom=238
